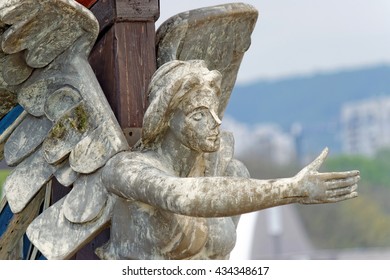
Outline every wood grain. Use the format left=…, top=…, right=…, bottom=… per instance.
left=89, top=0, right=159, bottom=146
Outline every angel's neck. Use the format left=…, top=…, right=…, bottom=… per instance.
left=159, top=131, right=201, bottom=177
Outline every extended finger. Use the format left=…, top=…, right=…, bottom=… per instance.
left=326, top=175, right=360, bottom=189
left=326, top=184, right=358, bottom=197
left=326, top=191, right=358, bottom=203
left=317, top=170, right=360, bottom=181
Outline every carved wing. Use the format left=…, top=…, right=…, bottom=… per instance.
left=0, top=0, right=129, bottom=259
left=156, top=3, right=258, bottom=119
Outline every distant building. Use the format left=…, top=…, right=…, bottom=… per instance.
left=222, top=116, right=297, bottom=165
left=341, top=96, right=390, bottom=156
left=248, top=124, right=297, bottom=165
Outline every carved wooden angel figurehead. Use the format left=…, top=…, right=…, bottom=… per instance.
left=96, top=60, right=245, bottom=259
left=0, top=0, right=360, bottom=260
left=95, top=59, right=359, bottom=260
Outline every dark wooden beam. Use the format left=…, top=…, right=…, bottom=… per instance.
left=61, top=0, right=160, bottom=259
left=89, top=0, right=159, bottom=146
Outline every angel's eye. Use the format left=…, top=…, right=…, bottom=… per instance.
left=191, top=112, right=204, bottom=121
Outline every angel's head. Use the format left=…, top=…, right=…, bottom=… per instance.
left=142, top=60, right=222, bottom=152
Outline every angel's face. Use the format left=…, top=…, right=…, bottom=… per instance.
left=169, top=83, right=222, bottom=153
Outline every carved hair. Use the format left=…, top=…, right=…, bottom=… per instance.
left=142, top=60, right=222, bottom=148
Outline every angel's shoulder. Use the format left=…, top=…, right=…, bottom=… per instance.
left=106, top=150, right=169, bottom=173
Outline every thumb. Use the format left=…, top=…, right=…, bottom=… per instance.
left=306, top=147, right=329, bottom=172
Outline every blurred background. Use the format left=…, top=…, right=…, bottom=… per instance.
left=2, top=0, right=390, bottom=259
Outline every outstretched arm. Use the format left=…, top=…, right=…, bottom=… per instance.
left=102, top=148, right=359, bottom=218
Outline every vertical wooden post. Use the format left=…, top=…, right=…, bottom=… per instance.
left=89, top=0, right=160, bottom=146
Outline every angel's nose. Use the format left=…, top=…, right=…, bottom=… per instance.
left=209, top=109, right=222, bottom=128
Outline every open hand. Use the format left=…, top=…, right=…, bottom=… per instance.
left=295, top=148, right=359, bottom=204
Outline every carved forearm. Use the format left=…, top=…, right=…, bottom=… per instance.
left=102, top=153, right=300, bottom=217
left=142, top=176, right=300, bottom=217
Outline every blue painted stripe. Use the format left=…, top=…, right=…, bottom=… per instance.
left=0, top=105, right=24, bottom=135
left=0, top=204, right=46, bottom=260
left=0, top=200, right=13, bottom=238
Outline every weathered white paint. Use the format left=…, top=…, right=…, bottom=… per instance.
left=4, top=147, right=56, bottom=213
left=4, top=114, right=52, bottom=166
left=26, top=196, right=114, bottom=260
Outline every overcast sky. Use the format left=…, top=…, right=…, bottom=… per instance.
left=156, top=0, right=390, bottom=84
